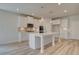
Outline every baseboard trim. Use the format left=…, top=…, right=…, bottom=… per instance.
left=0, top=40, right=28, bottom=46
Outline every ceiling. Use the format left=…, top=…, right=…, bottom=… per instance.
left=0, top=3, right=79, bottom=19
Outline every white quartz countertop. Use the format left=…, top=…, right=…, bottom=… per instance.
left=28, top=32, right=59, bottom=36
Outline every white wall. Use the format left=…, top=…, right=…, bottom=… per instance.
left=52, top=15, right=79, bottom=40
left=60, top=17, right=69, bottom=39
left=0, top=11, right=18, bottom=44
left=60, top=15, right=79, bottom=39
left=69, top=15, right=79, bottom=39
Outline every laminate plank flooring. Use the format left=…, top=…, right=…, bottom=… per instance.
left=0, top=39, right=79, bottom=55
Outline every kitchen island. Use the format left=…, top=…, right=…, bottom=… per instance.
left=29, top=32, right=60, bottom=53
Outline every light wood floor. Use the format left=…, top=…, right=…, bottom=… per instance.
left=0, top=39, right=79, bottom=55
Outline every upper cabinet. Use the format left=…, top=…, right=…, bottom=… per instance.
left=52, top=19, right=61, bottom=24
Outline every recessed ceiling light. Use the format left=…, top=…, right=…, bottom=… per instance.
left=16, top=8, right=20, bottom=13
left=58, top=3, right=61, bottom=5
left=16, top=8, right=19, bottom=11
left=64, top=10, right=67, bottom=13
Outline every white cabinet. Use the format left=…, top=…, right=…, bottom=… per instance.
left=29, top=33, right=52, bottom=49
